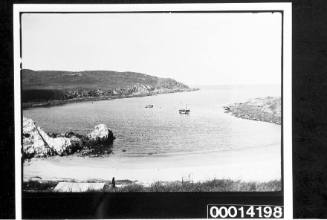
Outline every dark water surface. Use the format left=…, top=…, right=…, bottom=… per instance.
left=23, top=85, right=281, bottom=157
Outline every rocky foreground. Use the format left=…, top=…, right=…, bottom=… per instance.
left=223, top=97, right=281, bottom=125
left=23, top=117, right=115, bottom=159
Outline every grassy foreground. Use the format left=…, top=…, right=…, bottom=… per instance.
left=23, top=179, right=281, bottom=192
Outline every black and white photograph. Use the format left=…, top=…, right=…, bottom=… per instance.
left=13, top=3, right=292, bottom=219
left=21, top=8, right=282, bottom=192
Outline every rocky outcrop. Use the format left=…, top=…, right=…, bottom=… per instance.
left=62, top=83, right=188, bottom=99
left=23, top=117, right=80, bottom=158
left=23, top=117, right=55, bottom=158
left=223, top=97, right=281, bottom=125
left=22, top=117, right=115, bottom=159
left=87, top=124, right=115, bottom=144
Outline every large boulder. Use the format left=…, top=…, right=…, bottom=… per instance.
left=87, top=124, right=115, bottom=144
left=23, top=117, right=54, bottom=158
left=37, top=128, right=73, bottom=156
left=22, top=117, right=82, bottom=158
left=22, top=117, right=115, bottom=159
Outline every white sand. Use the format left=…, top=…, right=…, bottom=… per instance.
left=24, top=143, right=281, bottom=185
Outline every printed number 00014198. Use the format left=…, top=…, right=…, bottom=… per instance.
left=207, top=205, right=283, bottom=218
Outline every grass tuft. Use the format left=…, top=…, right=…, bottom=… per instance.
left=23, top=179, right=281, bottom=192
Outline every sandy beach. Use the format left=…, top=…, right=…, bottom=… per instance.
left=24, top=142, right=281, bottom=185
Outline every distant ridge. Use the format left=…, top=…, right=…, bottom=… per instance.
left=22, top=69, right=189, bottom=90
left=22, top=69, right=197, bottom=108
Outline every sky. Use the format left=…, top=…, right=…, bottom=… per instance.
left=22, top=12, right=282, bottom=86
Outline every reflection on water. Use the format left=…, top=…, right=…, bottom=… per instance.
left=23, top=85, right=281, bottom=157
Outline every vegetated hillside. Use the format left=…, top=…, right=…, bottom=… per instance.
left=22, top=69, right=188, bottom=90
left=22, top=69, right=192, bottom=104
left=223, top=97, right=281, bottom=125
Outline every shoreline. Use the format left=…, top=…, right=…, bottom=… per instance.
left=223, top=97, right=281, bottom=125
left=22, top=88, right=199, bottom=109
left=24, top=143, right=281, bottom=188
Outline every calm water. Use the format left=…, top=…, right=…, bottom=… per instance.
left=24, top=85, right=281, bottom=157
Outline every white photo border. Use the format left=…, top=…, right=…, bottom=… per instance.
left=13, top=3, right=292, bottom=219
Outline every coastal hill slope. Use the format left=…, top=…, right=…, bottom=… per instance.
left=22, top=69, right=195, bottom=107
left=22, top=69, right=188, bottom=90
left=224, top=97, right=281, bottom=125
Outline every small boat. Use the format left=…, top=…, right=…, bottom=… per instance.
left=179, top=105, right=190, bottom=114
left=145, top=104, right=154, bottom=108
left=223, top=106, right=230, bottom=112
left=179, top=109, right=190, bottom=114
